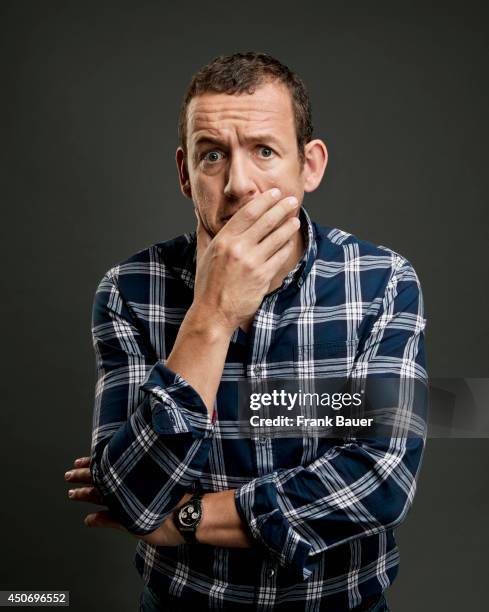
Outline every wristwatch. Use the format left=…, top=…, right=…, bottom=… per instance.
left=173, top=493, right=204, bottom=544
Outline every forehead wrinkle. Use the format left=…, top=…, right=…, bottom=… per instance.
left=189, top=112, right=291, bottom=148
left=189, top=108, right=282, bottom=130
left=189, top=96, right=284, bottom=114
left=191, top=103, right=282, bottom=115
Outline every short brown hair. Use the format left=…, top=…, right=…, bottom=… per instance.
left=178, top=52, right=313, bottom=164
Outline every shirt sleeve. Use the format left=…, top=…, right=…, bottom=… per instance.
left=89, top=270, right=214, bottom=535
left=234, top=256, right=428, bottom=580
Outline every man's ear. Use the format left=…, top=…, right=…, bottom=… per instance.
left=176, top=147, right=192, bottom=199
left=302, top=139, right=328, bottom=193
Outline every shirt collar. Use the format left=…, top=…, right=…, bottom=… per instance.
left=174, top=205, right=317, bottom=292
left=284, top=205, right=317, bottom=289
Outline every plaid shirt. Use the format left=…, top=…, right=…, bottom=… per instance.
left=90, top=207, right=428, bottom=610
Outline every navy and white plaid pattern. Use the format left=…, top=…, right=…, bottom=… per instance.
left=90, top=207, right=427, bottom=610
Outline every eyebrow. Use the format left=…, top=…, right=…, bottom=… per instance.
left=193, top=133, right=284, bottom=149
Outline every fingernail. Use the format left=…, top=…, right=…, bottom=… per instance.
left=271, top=188, right=281, bottom=198
left=65, top=471, right=72, bottom=480
left=288, top=196, right=298, bottom=207
left=68, top=490, right=74, bottom=498
left=74, top=459, right=82, bottom=466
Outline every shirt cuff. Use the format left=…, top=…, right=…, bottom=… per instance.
left=140, top=361, right=215, bottom=438
left=234, top=478, right=313, bottom=580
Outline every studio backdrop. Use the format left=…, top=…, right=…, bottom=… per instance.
left=1, top=2, right=488, bottom=611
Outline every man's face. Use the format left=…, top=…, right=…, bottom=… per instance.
left=181, top=81, right=306, bottom=237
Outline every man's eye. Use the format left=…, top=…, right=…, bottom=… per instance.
left=258, top=146, right=274, bottom=158
left=203, top=151, right=223, bottom=163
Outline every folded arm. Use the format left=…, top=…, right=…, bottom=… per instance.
left=230, top=256, right=429, bottom=579
left=90, top=270, right=232, bottom=535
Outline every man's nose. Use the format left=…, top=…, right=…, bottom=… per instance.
left=223, top=152, right=257, bottom=201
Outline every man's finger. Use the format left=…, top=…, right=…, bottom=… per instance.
left=84, top=510, right=127, bottom=532
left=246, top=196, right=299, bottom=245
left=64, top=467, right=93, bottom=484
left=73, top=456, right=91, bottom=468
left=68, top=486, right=104, bottom=505
left=225, top=187, right=283, bottom=235
left=255, top=214, right=301, bottom=262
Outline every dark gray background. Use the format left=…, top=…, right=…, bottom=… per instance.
left=1, top=1, right=488, bottom=610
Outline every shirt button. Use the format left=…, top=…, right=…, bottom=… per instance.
left=253, top=365, right=262, bottom=376
left=259, top=437, right=268, bottom=445
left=267, top=568, right=276, bottom=578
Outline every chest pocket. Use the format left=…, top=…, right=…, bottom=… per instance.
left=292, top=339, right=358, bottom=378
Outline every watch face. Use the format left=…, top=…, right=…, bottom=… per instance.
left=178, top=502, right=201, bottom=527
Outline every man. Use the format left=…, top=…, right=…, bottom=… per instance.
left=65, top=52, right=427, bottom=611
